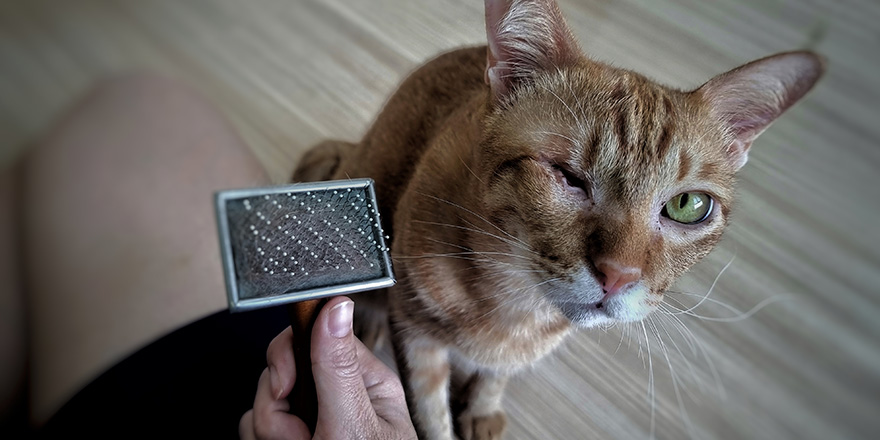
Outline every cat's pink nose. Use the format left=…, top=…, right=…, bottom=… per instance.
left=596, top=260, right=642, bottom=299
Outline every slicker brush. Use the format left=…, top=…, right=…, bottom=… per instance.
left=214, top=178, right=394, bottom=431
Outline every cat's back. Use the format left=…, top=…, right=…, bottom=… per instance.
left=364, top=45, right=487, bottom=147
left=338, top=46, right=488, bottom=224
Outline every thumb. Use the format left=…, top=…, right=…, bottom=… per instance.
left=310, top=298, right=377, bottom=430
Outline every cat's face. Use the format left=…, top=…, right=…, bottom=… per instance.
left=478, top=0, right=822, bottom=328
left=480, top=66, right=736, bottom=327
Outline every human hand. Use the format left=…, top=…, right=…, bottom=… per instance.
left=239, top=296, right=417, bottom=439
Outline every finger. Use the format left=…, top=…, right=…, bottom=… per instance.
left=310, top=297, right=377, bottom=428
left=351, top=336, right=411, bottom=424
left=352, top=336, right=405, bottom=404
left=252, top=368, right=311, bottom=440
left=239, top=409, right=256, bottom=440
left=266, top=326, right=296, bottom=400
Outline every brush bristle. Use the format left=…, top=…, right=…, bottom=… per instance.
left=219, top=180, right=392, bottom=303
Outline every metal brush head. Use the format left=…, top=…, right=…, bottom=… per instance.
left=215, top=178, right=395, bottom=312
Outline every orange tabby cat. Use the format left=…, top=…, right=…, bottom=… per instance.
left=292, top=0, right=823, bottom=438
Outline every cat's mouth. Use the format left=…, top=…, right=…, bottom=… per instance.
left=548, top=281, right=657, bottom=327
left=553, top=299, right=613, bottom=328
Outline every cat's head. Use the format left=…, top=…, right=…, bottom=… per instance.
left=476, top=0, right=823, bottom=327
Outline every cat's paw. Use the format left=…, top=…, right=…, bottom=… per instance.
left=457, top=410, right=506, bottom=440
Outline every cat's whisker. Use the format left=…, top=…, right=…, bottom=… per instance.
left=656, top=303, right=699, bottom=355
left=648, top=317, right=699, bottom=440
left=459, top=267, right=516, bottom=287
left=663, top=295, right=792, bottom=323
left=472, top=257, right=541, bottom=281
left=688, top=124, right=719, bottom=154
left=671, top=252, right=737, bottom=316
left=539, top=84, right=581, bottom=131
left=656, top=304, right=726, bottom=399
left=641, top=321, right=657, bottom=440
left=653, top=312, right=713, bottom=399
left=412, top=219, right=535, bottom=257
left=652, top=313, right=698, bottom=388
left=613, top=322, right=629, bottom=356
left=468, top=271, right=555, bottom=301
left=394, top=252, right=509, bottom=261
left=472, top=280, right=538, bottom=303
left=625, top=322, right=636, bottom=353
left=460, top=217, right=536, bottom=255
left=664, top=291, right=735, bottom=315
left=647, top=318, right=679, bottom=430
left=415, top=193, right=535, bottom=251
left=663, top=293, right=690, bottom=308
left=423, top=236, right=534, bottom=262
left=515, top=291, right=555, bottom=331
left=533, top=130, right=579, bottom=145
left=516, top=277, right=560, bottom=292
left=393, top=253, right=534, bottom=272
left=473, top=277, right=562, bottom=321
left=395, top=247, right=524, bottom=269
left=472, top=299, right=514, bottom=321
left=661, top=313, right=723, bottom=403
left=634, top=320, right=645, bottom=365
left=565, top=79, right=592, bottom=136
left=493, top=277, right=560, bottom=303
left=416, top=236, right=540, bottom=279
left=457, top=153, right=485, bottom=186
left=393, top=252, right=532, bottom=270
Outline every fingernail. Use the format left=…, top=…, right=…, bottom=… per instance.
left=269, top=365, right=283, bottom=400
left=328, top=300, right=354, bottom=339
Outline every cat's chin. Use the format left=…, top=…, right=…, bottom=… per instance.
left=570, top=311, right=616, bottom=328
left=555, top=287, right=658, bottom=328
left=555, top=301, right=615, bottom=328
left=564, top=303, right=653, bottom=328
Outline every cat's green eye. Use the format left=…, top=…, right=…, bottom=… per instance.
left=664, top=192, right=713, bottom=224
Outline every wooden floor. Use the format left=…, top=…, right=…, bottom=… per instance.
left=1, top=0, right=878, bottom=438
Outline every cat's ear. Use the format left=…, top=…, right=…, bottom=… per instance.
left=484, top=0, right=581, bottom=100
left=696, top=51, right=824, bottom=170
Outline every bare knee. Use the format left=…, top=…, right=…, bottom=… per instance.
left=22, top=71, right=269, bottom=422
left=45, top=72, right=259, bottom=163
left=89, top=72, right=198, bottom=100
left=82, top=72, right=221, bottom=120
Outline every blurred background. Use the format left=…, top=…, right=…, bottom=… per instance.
left=0, top=0, right=878, bottom=438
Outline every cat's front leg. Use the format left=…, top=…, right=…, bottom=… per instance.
left=455, top=371, right=509, bottom=440
left=398, top=335, right=456, bottom=440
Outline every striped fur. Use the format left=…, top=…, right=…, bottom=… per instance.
left=296, top=1, right=823, bottom=438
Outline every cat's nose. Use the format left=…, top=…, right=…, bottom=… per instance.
left=595, top=259, right=642, bottom=298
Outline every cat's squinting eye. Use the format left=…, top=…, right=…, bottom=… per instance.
left=551, top=164, right=588, bottom=194
left=663, top=192, right=713, bottom=224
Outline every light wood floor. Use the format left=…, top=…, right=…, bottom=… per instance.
left=1, top=0, right=878, bottom=439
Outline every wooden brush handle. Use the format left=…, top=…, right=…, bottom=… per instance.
left=286, top=298, right=327, bottom=433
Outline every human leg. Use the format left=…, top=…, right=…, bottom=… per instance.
left=20, top=74, right=271, bottom=422
left=0, top=166, right=26, bottom=432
